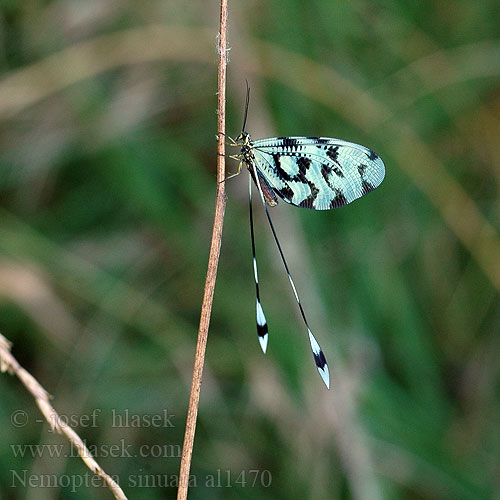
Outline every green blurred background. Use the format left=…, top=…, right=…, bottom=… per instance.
left=1, top=1, right=499, bottom=499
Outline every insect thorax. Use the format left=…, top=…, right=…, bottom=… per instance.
left=241, top=145, right=254, bottom=165
left=236, top=133, right=256, bottom=169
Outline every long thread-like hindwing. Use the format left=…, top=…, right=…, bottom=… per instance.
left=248, top=162, right=330, bottom=389
left=249, top=174, right=269, bottom=353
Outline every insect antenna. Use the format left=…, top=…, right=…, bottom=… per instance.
left=248, top=165, right=330, bottom=389
left=241, top=80, right=250, bottom=133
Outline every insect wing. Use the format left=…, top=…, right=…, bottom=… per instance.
left=250, top=137, right=385, bottom=210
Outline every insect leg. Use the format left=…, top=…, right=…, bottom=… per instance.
left=221, top=160, right=244, bottom=183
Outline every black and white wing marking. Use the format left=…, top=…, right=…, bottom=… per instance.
left=250, top=137, right=385, bottom=210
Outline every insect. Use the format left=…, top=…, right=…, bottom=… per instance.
left=227, top=86, right=385, bottom=389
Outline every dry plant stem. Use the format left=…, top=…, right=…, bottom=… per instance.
left=176, top=1, right=227, bottom=499
left=0, top=333, right=128, bottom=500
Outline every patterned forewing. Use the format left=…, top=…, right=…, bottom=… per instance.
left=251, top=137, right=385, bottom=210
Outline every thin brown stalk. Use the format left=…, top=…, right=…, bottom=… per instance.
left=0, top=333, right=128, bottom=500
left=176, top=1, right=228, bottom=499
